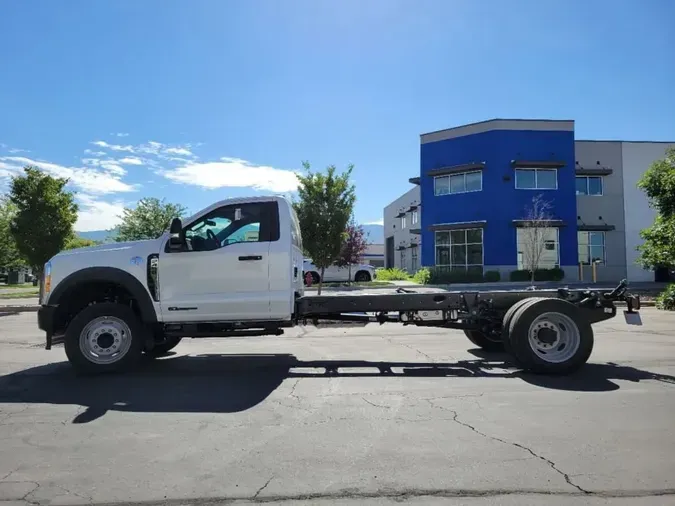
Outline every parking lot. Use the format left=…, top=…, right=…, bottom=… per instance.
left=1, top=308, right=674, bottom=505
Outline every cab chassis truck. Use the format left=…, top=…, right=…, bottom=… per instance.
left=37, top=196, right=641, bottom=376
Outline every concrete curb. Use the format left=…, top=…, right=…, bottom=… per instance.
left=0, top=305, right=40, bottom=313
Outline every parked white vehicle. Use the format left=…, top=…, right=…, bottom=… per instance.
left=302, top=259, right=376, bottom=284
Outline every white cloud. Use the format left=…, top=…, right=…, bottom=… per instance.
left=160, top=157, right=300, bottom=192
left=81, top=158, right=127, bottom=176
left=118, top=156, right=143, bottom=165
left=0, top=156, right=136, bottom=194
left=364, top=219, right=384, bottom=226
left=75, top=194, right=126, bottom=231
left=84, top=149, right=107, bottom=156
left=138, top=141, right=163, bottom=155
left=164, top=147, right=194, bottom=157
left=112, top=132, right=129, bottom=137
left=92, top=140, right=135, bottom=152
left=8, top=148, right=29, bottom=154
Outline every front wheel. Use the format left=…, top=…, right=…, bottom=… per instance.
left=507, top=298, right=593, bottom=375
left=354, top=271, right=371, bottom=282
left=64, top=302, right=144, bottom=375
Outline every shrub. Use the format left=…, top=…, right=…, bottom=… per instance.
left=509, top=269, right=531, bottom=282
left=412, top=267, right=431, bottom=285
left=510, top=268, right=565, bottom=282
left=375, top=267, right=410, bottom=281
left=428, top=267, right=484, bottom=284
left=483, top=270, right=501, bottom=282
left=656, top=283, right=675, bottom=311
left=547, top=267, right=565, bottom=281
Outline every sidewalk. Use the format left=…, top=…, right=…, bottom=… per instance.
left=0, top=297, right=40, bottom=312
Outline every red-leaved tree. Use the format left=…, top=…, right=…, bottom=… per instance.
left=336, top=217, right=369, bottom=283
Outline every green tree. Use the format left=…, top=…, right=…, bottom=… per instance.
left=116, top=197, right=187, bottom=242
left=0, top=196, right=26, bottom=269
left=8, top=166, right=78, bottom=276
left=336, top=217, right=369, bottom=283
left=293, top=161, right=356, bottom=294
left=64, top=235, right=101, bottom=250
left=637, top=147, right=675, bottom=271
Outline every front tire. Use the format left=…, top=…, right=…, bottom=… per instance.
left=507, top=298, right=593, bottom=375
left=64, top=302, right=144, bottom=375
left=354, top=271, right=371, bottom=282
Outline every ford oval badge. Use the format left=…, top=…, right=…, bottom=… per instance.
left=130, top=256, right=143, bottom=266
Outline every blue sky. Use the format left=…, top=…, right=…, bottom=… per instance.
left=1, top=0, right=673, bottom=232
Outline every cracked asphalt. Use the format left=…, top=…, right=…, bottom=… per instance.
left=1, top=308, right=674, bottom=505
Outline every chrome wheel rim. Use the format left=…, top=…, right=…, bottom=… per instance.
left=79, top=316, right=132, bottom=365
left=527, top=311, right=580, bottom=364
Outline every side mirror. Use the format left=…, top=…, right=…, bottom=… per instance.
left=168, top=218, right=184, bottom=251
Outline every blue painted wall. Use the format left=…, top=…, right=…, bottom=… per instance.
left=420, top=129, right=578, bottom=268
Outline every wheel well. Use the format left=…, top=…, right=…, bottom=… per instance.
left=52, top=281, right=141, bottom=335
left=355, top=270, right=371, bottom=278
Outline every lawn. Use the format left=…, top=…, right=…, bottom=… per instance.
left=0, top=290, right=39, bottom=299
left=315, top=281, right=393, bottom=288
left=0, top=283, right=36, bottom=290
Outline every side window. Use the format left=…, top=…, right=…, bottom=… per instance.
left=181, top=201, right=279, bottom=252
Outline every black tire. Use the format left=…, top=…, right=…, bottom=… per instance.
left=310, top=272, right=320, bottom=284
left=463, top=329, right=504, bottom=352
left=501, top=297, right=546, bottom=358
left=354, top=271, right=371, bottom=282
left=508, top=298, right=594, bottom=375
left=64, top=302, right=145, bottom=375
left=144, top=336, right=182, bottom=357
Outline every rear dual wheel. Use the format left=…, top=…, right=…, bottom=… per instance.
left=463, top=329, right=504, bottom=352
left=504, top=297, right=594, bottom=375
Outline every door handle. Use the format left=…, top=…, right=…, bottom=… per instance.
left=238, top=255, right=263, bottom=261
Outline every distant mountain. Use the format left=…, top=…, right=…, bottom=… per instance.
left=362, top=224, right=384, bottom=244
left=77, top=229, right=118, bottom=243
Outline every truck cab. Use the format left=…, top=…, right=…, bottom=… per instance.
left=157, top=195, right=304, bottom=322
left=38, top=195, right=305, bottom=372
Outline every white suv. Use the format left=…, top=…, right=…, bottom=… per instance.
left=303, top=259, right=376, bottom=284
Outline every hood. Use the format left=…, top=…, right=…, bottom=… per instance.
left=54, top=238, right=160, bottom=257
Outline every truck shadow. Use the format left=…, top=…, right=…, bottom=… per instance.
left=0, top=353, right=673, bottom=424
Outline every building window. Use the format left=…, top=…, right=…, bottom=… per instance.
left=411, top=246, right=418, bottom=272
left=434, top=171, right=482, bottom=196
left=516, top=227, right=560, bottom=270
left=575, top=176, right=603, bottom=196
left=411, top=209, right=418, bottom=225
left=401, top=215, right=406, bottom=229
left=435, top=228, right=483, bottom=273
left=515, top=168, right=558, bottom=190
left=578, top=231, right=605, bottom=264
left=400, top=248, right=407, bottom=271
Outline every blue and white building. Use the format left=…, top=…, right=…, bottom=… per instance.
left=384, top=119, right=675, bottom=282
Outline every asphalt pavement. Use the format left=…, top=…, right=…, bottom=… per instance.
left=0, top=309, right=674, bottom=505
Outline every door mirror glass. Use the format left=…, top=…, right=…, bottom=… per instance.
left=169, top=217, right=184, bottom=251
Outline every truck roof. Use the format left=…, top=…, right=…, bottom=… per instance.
left=183, top=194, right=291, bottom=224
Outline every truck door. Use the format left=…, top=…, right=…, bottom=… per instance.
left=158, top=201, right=278, bottom=322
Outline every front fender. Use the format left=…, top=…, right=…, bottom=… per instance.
left=49, top=266, right=158, bottom=323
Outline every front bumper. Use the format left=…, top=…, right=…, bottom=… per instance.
left=37, top=304, right=57, bottom=349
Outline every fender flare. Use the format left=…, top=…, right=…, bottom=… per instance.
left=49, top=266, right=158, bottom=323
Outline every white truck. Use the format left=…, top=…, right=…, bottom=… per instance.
left=37, top=195, right=641, bottom=375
